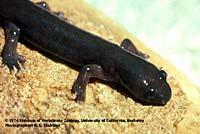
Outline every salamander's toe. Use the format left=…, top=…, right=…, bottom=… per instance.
left=18, top=54, right=26, bottom=69
left=1, top=52, right=26, bottom=73
left=75, top=96, right=85, bottom=104
left=7, top=63, right=14, bottom=74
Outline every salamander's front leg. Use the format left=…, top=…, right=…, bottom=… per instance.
left=1, top=22, right=25, bottom=73
left=72, top=64, right=115, bottom=103
left=36, top=1, right=64, bottom=17
left=120, top=38, right=149, bottom=59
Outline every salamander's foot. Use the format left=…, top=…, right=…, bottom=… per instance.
left=71, top=64, right=115, bottom=103
left=1, top=53, right=26, bottom=73
left=1, top=22, right=26, bottom=73
left=120, top=38, right=149, bottom=59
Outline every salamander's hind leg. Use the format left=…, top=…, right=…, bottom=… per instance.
left=1, top=22, right=26, bottom=73
left=72, top=64, right=115, bottom=103
left=36, top=1, right=64, bottom=18
left=120, top=38, right=149, bottom=59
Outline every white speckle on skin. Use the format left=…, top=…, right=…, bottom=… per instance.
left=43, top=3, right=46, bottom=7
left=143, top=80, right=149, bottom=86
left=11, top=39, right=15, bottom=43
left=13, top=31, right=17, bottom=36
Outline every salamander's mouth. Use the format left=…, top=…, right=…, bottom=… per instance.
left=158, top=93, right=171, bottom=105
left=152, top=93, right=171, bottom=106
left=159, top=99, right=167, bottom=105
left=139, top=93, right=171, bottom=106
left=147, top=99, right=167, bottom=106
left=148, top=96, right=168, bottom=106
left=153, top=83, right=172, bottom=106
left=131, top=94, right=168, bottom=106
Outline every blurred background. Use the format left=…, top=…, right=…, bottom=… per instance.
left=84, top=0, right=200, bottom=87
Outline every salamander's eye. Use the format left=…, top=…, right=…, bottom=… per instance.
left=146, top=88, right=157, bottom=97
left=159, top=70, right=167, bottom=80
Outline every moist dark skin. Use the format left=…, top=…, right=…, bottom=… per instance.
left=0, top=0, right=171, bottom=105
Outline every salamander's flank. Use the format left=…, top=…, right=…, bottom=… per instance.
left=0, top=0, right=171, bottom=105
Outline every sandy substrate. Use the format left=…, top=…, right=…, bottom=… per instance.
left=0, top=0, right=199, bottom=133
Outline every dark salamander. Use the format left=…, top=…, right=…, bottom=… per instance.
left=0, top=0, right=171, bottom=105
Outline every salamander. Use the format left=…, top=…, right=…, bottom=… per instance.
left=0, top=0, right=171, bottom=105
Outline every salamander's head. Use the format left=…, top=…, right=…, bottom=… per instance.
left=140, top=69, right=172, bottom=105
left=118, top=62, right=172, bottom=106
